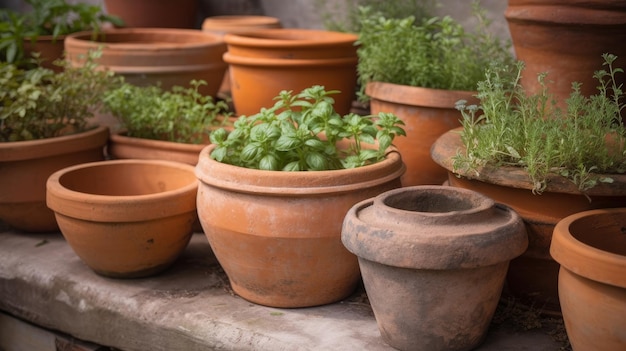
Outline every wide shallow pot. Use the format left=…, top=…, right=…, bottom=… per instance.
left=104, top=0, right=198, bottom=29
left=366, top=82, right=475, bottom=186
left=505, top=0, right=626, bottom=107
left=0, top=126, right=109, bottom=232
left=46, top=159, right=198, bottom=278
left=431, top=128, right=626, bottom=314
left=195, top=144, right=405, bottom=308
left=65, top=29, right=227, bottom=96
left=551, top=208, right=626, bottom=351
left=342, top=186, right=528, bottom=351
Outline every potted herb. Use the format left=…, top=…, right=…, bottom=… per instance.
left=430, top=53, right=626, bottom=313
left=356, top=1, right=514, bottom=186
left=195, top=85, right=406, bottom=308
left=103, top=79, right=232, bottom=165
left=0, top=0, right=122, bottom=70
left=0, top=51, right=122, bottom=232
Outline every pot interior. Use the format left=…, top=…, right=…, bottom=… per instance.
left=383, top=189, right=483, bottom=213
left=569, top=211, right=626, bottom=256
left=58, top=162, right=196, bottom=196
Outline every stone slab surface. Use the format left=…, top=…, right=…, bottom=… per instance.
left=0, top=229, right=564, bottom=351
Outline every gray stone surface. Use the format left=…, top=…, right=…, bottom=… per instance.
left=0, top=228, right=565, bottom=351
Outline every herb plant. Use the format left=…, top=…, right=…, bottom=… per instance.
left=0, top=0, right=123, bottom=66
left=209, top=85, right=406, bottom=171
left=454, top=53, right=626, bottom=193
left=0, top=50, right=121, bottom=142
left=103, top=80, right=231, bottom=144
left=356, top=1, right=513, bottom=99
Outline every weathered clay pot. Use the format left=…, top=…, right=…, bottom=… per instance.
left=46, top=159, right=198, bottom=278
left=342, top=186, right=527, bottom=351
left=551, top=208, right=626, bottom=351
left=431, top=128, right=626, bottom=314
left=0, top=126, right=109, bottom=232
left=104, top=0, right=198, bottom=29
left=108, top=133, right=207, bottom=166
left=195, top=144, right=405, bottom=308
left=65, top=29, right=227, bottom=97
left=366, top=82, right=476, bottom=186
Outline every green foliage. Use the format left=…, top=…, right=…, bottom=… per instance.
left=103, top=80, right=231, bottom=144
left=0, top=50, right=122, bottom=142
left=454, top=53, right=626, bottom=193
left=0, top=0, right=123, bottom=66
left=209, top=85, right=406, bottom=171
left=356, top=1, right=513, bottom=98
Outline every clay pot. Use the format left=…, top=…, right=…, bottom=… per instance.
left=46, top=159, right=198, bottom=278
left=223, top=29, right=358, bottom=116
left=505, top=0, right=626, bottom=109
left=108, top=133, right=207, bottom=166
left=64, top=29, right=227, bottom=97
left=23, top=35, right=65, bottom=71
left=430, top=128, right=626, bottom=314
left=551, top=208, right=626, bottom=350
left=366, top=82, right=476, bottom=186
left=194, top=144, right=405, bottom=308
left=103, top=0, right=198, bottom=29
left=342, top=186, right=528, bottom=351
left=0, top=126, right=109, bottom=232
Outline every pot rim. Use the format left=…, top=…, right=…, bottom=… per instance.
left=223, top=52, right=358, bottom=67
left=65, top=28, right=225, bottom=50
left=365, top=81, right=478, bottom=109
left=224, top=28, right=357, bottom=48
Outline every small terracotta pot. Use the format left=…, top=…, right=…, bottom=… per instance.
left=0, top=126, right=109, bottom=232
left=46, top=159, right=198, bottom=278
left=195, top=144, right=405, bottom=308
left=104, top=0, right=198, bottom=29
left=551, top=208, right=626, bottom=351
left=65, top=29, right=227, bottom=97
left=342, top=186, right=528, bottom=351
left=366, top=82, right=476, bottom=186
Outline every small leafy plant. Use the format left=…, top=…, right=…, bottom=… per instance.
left=0, top=50, right=121, bottom=142
left=103, top=80, right=232, bottom=144
left=356, top=1, right=513, bottom=99
left=209, top=85, right=406, bottom=171
left=0, top=0, right=123, bottom=66
left=454, top=53, right=626, bottom=193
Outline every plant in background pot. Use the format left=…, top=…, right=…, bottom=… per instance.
left=195, top=85, right=406, bottom=308
left=103, top=79, right=232, bottom=165
left=431, top=53, right=626, bottom=313
left=357, top=1, right=514, bottom=186
left=0, top=51, right=122, bottom=232
left=0, top=0, right=122, bottom=70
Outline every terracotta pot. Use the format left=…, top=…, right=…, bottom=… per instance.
left=23, top=35, right=65, bottom=71
left=0, top=126, right=109, bottom=232
left=551, top=208, right=626, bottom=351
left=342, top=186, right=527, bottom=351
left=225, top=53, right=357, bottom=117
left=431, top=128, right=626, bottom=314
left=103, top=0, right=198, bottom=29
left=65, top=29, right=227, bottom=97
left=108, top=133, right=207, bottom=166
left=46, top=159, right=198, bottom=278
left=505, top=0, right=626, bottom=110
left=195, top=144, right=405, bottom=308
left=366, top=81, right=476, bottom=187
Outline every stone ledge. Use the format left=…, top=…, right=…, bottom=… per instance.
left=0, top=230, right=562, bottom=351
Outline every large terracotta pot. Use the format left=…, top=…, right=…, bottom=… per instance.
left=342, top=186, right=527, bottom=351
left=366, top=82, right=476, bottom=186
left=0, top=126, right=109, bottom=232
left=103, top=0, right=198, bottom=29
left=551, top=208, right=626, bottom=350
left=195, top=144, right=405, bottom=308
left=505, top=0, right=626, bottom=108
left=46, top=159, right=198, bottom=278
left=65, top=29, right=227, bottom=97
left=431, top=128, right=626, bottom=314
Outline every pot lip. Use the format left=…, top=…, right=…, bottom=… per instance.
left=224, top=28, right=358, bottom=48
left=223, top=52, right=357, bottom=67
left=195, top=144, right=406, bottom=195
left=366, top=81, right=478, bottom=108
left=430, top=128, right=626, bottom=196
left=202, top=15, right=281, bottom=28
left=65, top=28, right=225, bottom=49
left=551, top=208, right=626, bottom=288
left=110, top=132, right=207, bottom=151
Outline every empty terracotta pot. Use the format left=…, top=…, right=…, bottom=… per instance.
left=342, top=186, right=528, bottom=351
left=551, top=208, right=626, bottom=351
left=46, top=159, right=198, bottom=278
